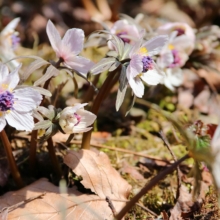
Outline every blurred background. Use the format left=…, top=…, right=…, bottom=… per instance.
left=1, top=0, right=220, bottom=47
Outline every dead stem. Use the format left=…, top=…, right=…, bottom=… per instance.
left=159, top=130, right=182, bottom=200
left=115, top=154, right=190, bottom=220
left=0, top=130, right=24, bottom=188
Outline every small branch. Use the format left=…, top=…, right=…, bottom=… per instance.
left=47, top=137, right=62, bottom=179
left=115, top=154, right=190, bottom=220
left=0, top=130, right=24, bottom=188
left=29, top=129, right=38, bottom=173
left=106, top=196, right=117, bottom=217
left=159, top=130, right=182, bottom=200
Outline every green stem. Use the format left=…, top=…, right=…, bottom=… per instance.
left=81, top=68, right=121, bottom=149
left=47, top=137, right=62, bottom=179
left=0, top=130, right=24, bottom=188
left=115, top=154, right=190, bottom=220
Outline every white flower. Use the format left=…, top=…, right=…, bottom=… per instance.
left=126, top=35, right=168, bottom=98
left=0, top=18, right=20, bottom=69
left=0, top=63, right=42, bottom=131
left=59, top=104, right=96, bottom=134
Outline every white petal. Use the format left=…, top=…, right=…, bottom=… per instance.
left=128, top=77, right=144, bottom=98
left=65, top=56, right=94, bottom=76
left=0, top=117, right=6, bottom=131
left=142, top=35, right=168, bottom=56
left=72, top=126, right=93, bottom=133
left=75, top=109, right=96, bottom=128
left=46, top=20, right=62, bottom=56
left=7, top=64, right=21, bottom=90
left=157, top=51, right=174, bottom=69
left=141, top=68, right=164, bottom=85
left=13, top=88, right=42, bottom=113
left=6, top=111, right=34, bottom=131
left=0, top=63, right=9, bottom=84
left=62, top=28, right=84, bottom=56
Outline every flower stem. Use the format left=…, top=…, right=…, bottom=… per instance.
left=47, top=137, right=62, bottom=179
left=81, top=68, right=121, bottom=149
left=0, top=130, right=24, bottom=188
left=115, top=154, right=190, bottom=220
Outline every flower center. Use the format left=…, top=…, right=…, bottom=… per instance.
left=74, top=113, right=81, bottom=126
left=11, top=34, right=20, bottom=50
left=175, top=27, right=185, bottom=36
left=0, top=91, right=14, bottom=112
left=116, top=31, right=130, bottom=43
left=169, top=49, right=181, bottom=68
left=142, top=56, right=153, bottom=72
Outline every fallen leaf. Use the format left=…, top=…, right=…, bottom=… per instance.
left=0, top=178, right=127, bottom=220
left=64, top=149, right=132, bottom=200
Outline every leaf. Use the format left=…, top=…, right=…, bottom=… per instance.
left=37, top=106, right=55, bottom=120
left=109, top=61, right=120, bottom=72
left=21, top=59, right=49, bottom=82
left=34, top=120, right=52, bottom=130
left=90, top=57, right=117, bottom=75
left=34, top=65, right=60, bottom=86
left=64, top=149, right=131, bottom=200
left=0, top=178, right=126, bottom=220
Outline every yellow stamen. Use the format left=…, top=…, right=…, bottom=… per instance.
left=168, top=44, right=174, bottom=50
left=2, top=84, right=9, bottom=90
left=139, top=47, right=148, bottom=55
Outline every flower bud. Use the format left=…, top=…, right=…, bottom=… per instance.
left=59, top=104, right=96, bottom=134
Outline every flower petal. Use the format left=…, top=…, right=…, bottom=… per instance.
left=65, top=56, right=94, bottom=76
left=128, top=77, right=144, bottom=98
left=1, top=18, right=20, bottom=36
left=7, top=64, right=21, bottom=90
left=62, top=28, right=84, bottom=56
left=6, top=111, right=34, bottom=131
left=141, top=67, right=164, bottom=86
left=142, top=35, right=168, bottom=56
left=72, top=126, right=93, bottom=133
left=0, top=63, right=9, bottom=84
left=46, top=20, right=62, bottom=56
left=127, top=54, right=143, bottom=79
left=13, top=87, right=42, bottom=113
left=75, top=109, right=96, bottom=128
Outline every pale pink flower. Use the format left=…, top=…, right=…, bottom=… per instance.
left=0, top=63, right=42, bottom=131
left=157, top=22, right=195, bottom=55
left=110, top=19, right=144, bottom=45
left=46, top=20, right=94, bottom=76
left=59, top=103, right=96, bottom=134
left=126, top=35, right=168, bottom=98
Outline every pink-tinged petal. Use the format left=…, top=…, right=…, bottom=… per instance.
left=141, top=68, right=164, bottom=85
left=13, top=87, right=42, bottom=113
left=172, top=35, right=194, bottom=55
left=62, top=28, right=84, bottom=56
left=1, top=18, right=20, bottom=36
left=142, top=35, right=168, bottom=56
left=65, top=56, right=94, bottom=76
left=6, top=111, right=34, bottom=131
left=0, top=117, right=6, bottom=131
left=157, top=51, right=174, bottom=69
left=128, top=77, right=144, bottom=98
left=129, top=40, right=142, bottom=57
left=0, top=63, right=9, bottom=84
left=75, top=109, right=96, bottom=128
left=127, top=54, right=143, bottom=79
left=46, top=20, right=62, bottom=56
left=6, top=64, right=21, bottom=90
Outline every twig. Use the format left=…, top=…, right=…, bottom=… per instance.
left=64, top=140, right=170, bottom=163
left=106, top=196, right=117, bottom=217
left=159, top=130, right=182, bottom=200
left=115, top=154, right=190, bottom=220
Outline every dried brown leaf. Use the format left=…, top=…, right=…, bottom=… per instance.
left=63, top=149, right=132, bottom=200
left=0, top=178, right=127, bottom=220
